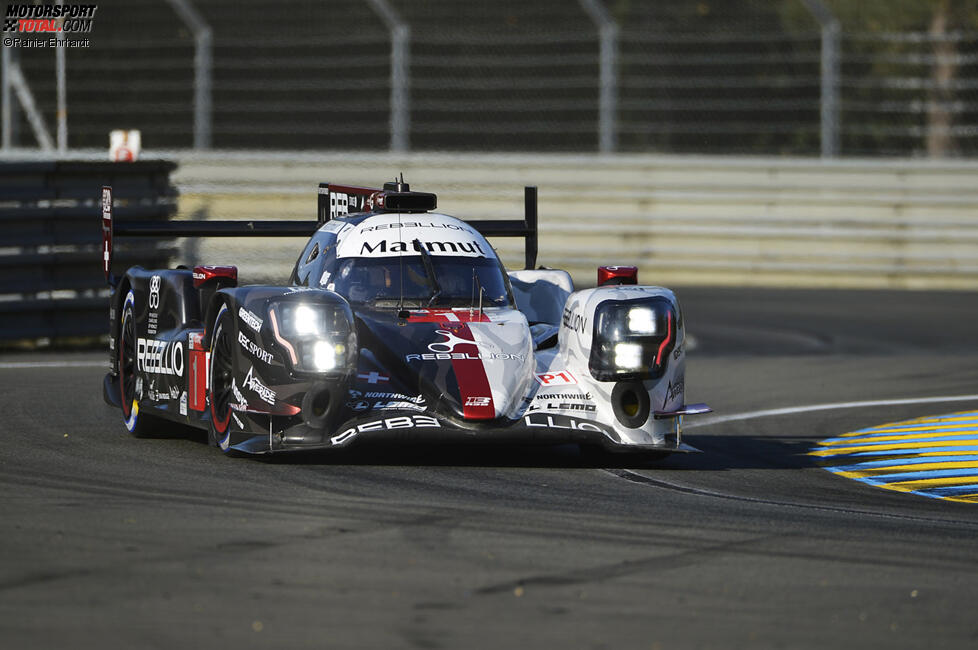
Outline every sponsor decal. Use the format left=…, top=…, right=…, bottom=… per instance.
left=429, top=329, right=476, bottom=354
left=523, top=413, right=610, bottom=433
left=243, top=366, right=276, bottom=406
left=373, top=401, right=426, bottom=412
left=534, top=370, right=577, bottom=386
left=231, top=412, right=245, bottom=430
left=231, top=378, right=247, bottom=411
left=361, top=221, right=475, bottom=234
left=321, top=220, right=347, bottom=234
left=527, top=402, right=596, bottom=413
left=238, top=330, right=273, bottom=365
left=179, top=391, right=188, bottom=416
left=329, top=191, right=369, bottom=218
left=673, top=342, right=684, bottom=360
left=357, top=371, right=389, bottom=384
left=238, top=307, right=263, bottom=332
left=533, top=391, right=592, bottom=401
left=147, top=275, right=160, bottom=334
left=347, top=392, right=426, bottom=412
left=562, top=307, right=588, bottom=335
left=465, top=396, right=491, bottom=407
left=406, top=309, right=490, bottom=323
left=169, top=385, right=180, bottom=400
left=136, top=338, right=184, bottom=377
left=360, top=239, right=486, bottom=257
left=406, top=352, right=524, bottom=362
left=135, top=376, right=143, bottom=400
left=664, top=375, right=684, bottom=408
left=285, top=286, right=317, bottom=294
left=101, top=188, right=112, bottom=277
left=148, top=275, right=160, bottom=309
left=146, top=387, right=162, bottom=403
left=188, top=332, right=207, bottom=411
left=362, top=391, right=423, bottom=403
left=330, top=414, right=441, bottom=446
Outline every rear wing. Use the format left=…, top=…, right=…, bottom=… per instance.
left=102, top=182, right=539, bottom=285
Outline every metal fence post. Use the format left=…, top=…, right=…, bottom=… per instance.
left=165, top=0, right=212, bottom=149
left=801, top=0, right=840, bottom=158
left=579, top=0, right=618, bottom=153
left=56, top=0, right=67, bottom=153
left=9, top=65, right=55, bottom=151
left=366, top=0, right=410, bottom=152
left=2, top=42, right=11, bottom=151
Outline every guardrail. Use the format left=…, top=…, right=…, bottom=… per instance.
left=164, top=151, right=978, bottom=291
left=0, top=160, right=178, bottom=343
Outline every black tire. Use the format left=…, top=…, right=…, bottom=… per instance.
left=207, top=304, right=235, bottom=451
left=118, top=292, right=162, bottom=437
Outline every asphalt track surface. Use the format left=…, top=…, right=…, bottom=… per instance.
left=2, top=287, right=978, bottom=649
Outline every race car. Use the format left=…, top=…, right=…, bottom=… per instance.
left=101, top=179, right=709, bottom=456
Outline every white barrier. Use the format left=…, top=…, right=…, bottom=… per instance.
left=167, top=151, right=978, bottom=290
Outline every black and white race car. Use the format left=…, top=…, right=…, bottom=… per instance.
left=102, top=180, right=709, bottom=456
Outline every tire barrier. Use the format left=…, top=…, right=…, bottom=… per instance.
left=0, top=160, right=178, bottom=343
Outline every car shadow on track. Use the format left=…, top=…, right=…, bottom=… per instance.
left=246, top=433, right=820, bottom=471
left=149, top=420, right=819, bottom=471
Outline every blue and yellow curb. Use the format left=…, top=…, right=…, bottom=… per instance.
left=810, top=410, right=978, bottom=503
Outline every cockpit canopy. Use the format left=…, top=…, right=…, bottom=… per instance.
left=308, top=213, right=515, bottom=309
left=325, top=256, right=512, bottom=308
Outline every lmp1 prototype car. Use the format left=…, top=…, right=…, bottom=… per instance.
left=101, top=179, right=709, bottom=456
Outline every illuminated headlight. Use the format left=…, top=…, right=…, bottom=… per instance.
left=627, top=307, right=656, bottom=335
left=310, top=340, right=340, bottom=372
left=294, top=304, right=321, bottom=335
left=588, top=297, right=678, bottom=381
left=614, top=342, right=644, bottom=369
left=269, top=298, right=356, bottom=374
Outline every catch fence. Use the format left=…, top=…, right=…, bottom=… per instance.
left=2, top=0, right=975, bottom=157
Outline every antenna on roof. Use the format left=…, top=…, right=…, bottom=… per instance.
left=384, top=174, right=410, bottom=193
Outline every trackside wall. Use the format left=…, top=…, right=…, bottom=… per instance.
left=167, top=152, right=978, bottom=290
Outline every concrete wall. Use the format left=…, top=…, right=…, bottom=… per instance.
left=169, top=152, right=978, bottom=290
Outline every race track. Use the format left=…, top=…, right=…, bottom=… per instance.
left=2, top=287, right=977, bottom=649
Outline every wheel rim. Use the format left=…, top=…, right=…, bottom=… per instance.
left=119, top=307, right=136, bottom=417
left=210, top=319, right=234, bottom=432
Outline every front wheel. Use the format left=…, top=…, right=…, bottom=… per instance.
left=207, top=304, right=236, bottom=451
left=118, top=291, right=163, bottom=437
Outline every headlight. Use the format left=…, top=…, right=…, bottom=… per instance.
left=626, top=307, right=656, bottom=335
left=293, top=304, right=321, bottom=336
left=613, top=342, right=644, bottom=370
left=268, top=297, right=356, bottom=374
left=311, top=340, right=341, bottom=372
left=588, top=298, right=677, bottom=381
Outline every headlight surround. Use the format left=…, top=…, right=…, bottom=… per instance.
left=268, top=295, right=356, bottom=374
left=588, top=297, right=678, bottom=381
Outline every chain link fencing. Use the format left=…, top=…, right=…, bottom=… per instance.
left=3, top=0, right=977, bottom=157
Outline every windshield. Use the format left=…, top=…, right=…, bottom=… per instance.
left=324, top=256, right=514, bottom=308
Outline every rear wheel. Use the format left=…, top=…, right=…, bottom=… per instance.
left=207, top=305, right=235, bottom=450
left=118, top=291, right=162, bottom=437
